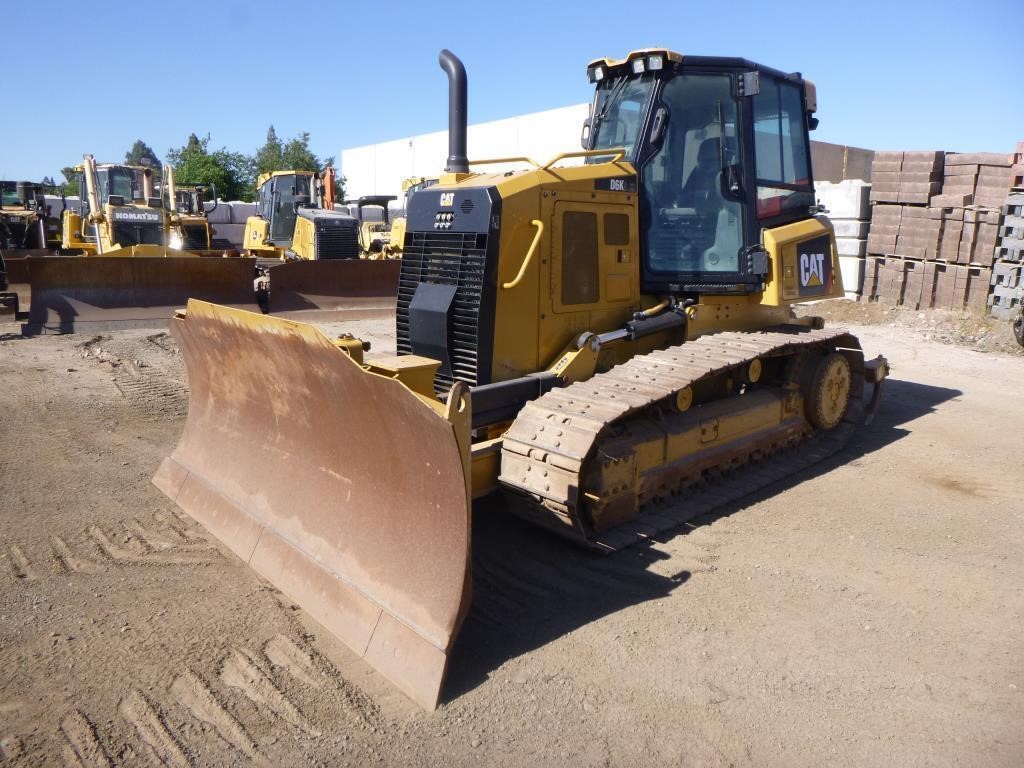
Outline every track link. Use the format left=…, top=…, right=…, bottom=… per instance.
left=499, top=325, right=866, bottom=551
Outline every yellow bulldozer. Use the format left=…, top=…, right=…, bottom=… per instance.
left=61, top=156, right=168, bottom=254
left=350, top=195, right=398, bottom=257
left=155, top=49, right=888, bottom=709
left=243, top=167, right=360, bottom=260
left=163, top=165, right=217, bottom=253
left=349, top=176, right=438, bottom=258
left=1, top=180, right=65, bottom=253
left=22, top=155, right=258, bottom=335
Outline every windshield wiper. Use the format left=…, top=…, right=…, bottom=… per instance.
left=591, top=76, right=631, bottom=143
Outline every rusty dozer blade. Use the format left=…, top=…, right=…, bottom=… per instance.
left=22, top=254, right=257, bottom=334
left=153, top=300, right=472, bottom=710
left=266, top=259, right=400, bottom=320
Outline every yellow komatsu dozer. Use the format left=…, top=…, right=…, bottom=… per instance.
left=155, top=50, right=889, bottom=709
left=22, top=156, right=257, bottom=335
left=61, top=155, right=166, bottom=255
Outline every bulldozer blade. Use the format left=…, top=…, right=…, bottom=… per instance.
left=22, top=255, right=257, bottom=334
left=153, top=300, right=472, bottom=710
left=3, top=254, right=32, bottom=311
left=266, top=259, right=399, bottom=319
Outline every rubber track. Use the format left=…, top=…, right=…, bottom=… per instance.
left=499, top=325, right=865, bottom=551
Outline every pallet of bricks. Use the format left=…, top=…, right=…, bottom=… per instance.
left=863, top=149, right=1016, bottom=313
left=989, top=142, right=1024, bottom=320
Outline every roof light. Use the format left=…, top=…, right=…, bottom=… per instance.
left=588, top=65, right=605, bottom=83
left=648, top=54, right=664, bottom=71
left=631, top=58, right=646, bottom=74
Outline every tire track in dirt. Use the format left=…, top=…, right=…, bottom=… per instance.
left=88, top=524, right=218, bottom=566
left=51, top=536, right=103, bottom=574
left=2, top=516, right=219, bottom=583
left=4, top=544, right=37, bottom=580
left=263, top=635, right=325, bottom=689
left=124, top=519, right=204, bottom=552
left=0, top=735, right=25, bottom=761
left=76, top=333, right=188, bottom=419
left=60, top=710, right=111, bottom=767
left=262, top=634, right=382, bottom=729
left=170, top=669, right=266, bottom=765
left=220, top=647, right=321, bottom=736
left=118, top=689, right=190, bottom=768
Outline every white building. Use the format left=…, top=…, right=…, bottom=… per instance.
left=340, top=103, right=590, bottom=202
left=340, top=102, right=871, bottom=212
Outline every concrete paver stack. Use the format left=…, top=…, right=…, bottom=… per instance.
left=988, top=142, right=1024, bottom=320
left=863, top=147, right=1021, bottom=313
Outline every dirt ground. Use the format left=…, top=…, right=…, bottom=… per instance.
left=0, top=303, right=1021, bottom=767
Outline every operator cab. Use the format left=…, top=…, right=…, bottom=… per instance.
left=256, top=172, right=316, bottom=245
left=78, top=164, right=163, bottom=247
left=583, top=50, right=817, bottom=296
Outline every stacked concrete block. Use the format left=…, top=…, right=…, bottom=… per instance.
left=895, top=206, right=942, bottom=260
left=816, top=180, right=870, bottom=298
left=988, top=145, right=1024, bottom=319
left=866, top=204, right=900, bottom=257
left=942, top=152, right=1017, bottom=209
left=1012, top=142, right=1024, bottom=189
left=988, top=260, right=1022, bottom=319
left=862, top=147, right=1024, bottom=314
left=204, top=201, right=255, bottom=250
left=869, top=151, right=943, bottom=204
left=958, top=208, right=1000, bottom=266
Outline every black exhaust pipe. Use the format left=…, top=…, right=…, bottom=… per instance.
left=438, top=49, right=469, bottom=173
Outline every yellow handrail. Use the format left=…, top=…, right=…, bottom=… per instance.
left=541, top=147, right=626, bottom=170
left=467, top=156, right=541, bottom=168
left=502, top=219, right=544, bottom=290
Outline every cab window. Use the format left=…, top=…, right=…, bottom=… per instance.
left=753, top=77, right=813, bottom=219
left=641, top=74, right=744, bottom=276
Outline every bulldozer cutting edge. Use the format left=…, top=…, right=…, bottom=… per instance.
left=265, top=259, right=400, bottom=317
left=21, top=253, right=258, bottom=334
left=153, top=300, right=472, bottom=710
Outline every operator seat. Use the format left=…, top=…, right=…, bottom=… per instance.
left=679, top=137, right=721, bottom=208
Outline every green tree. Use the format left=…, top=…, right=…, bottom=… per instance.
left=216, top=150, right=256, bottom=201
left=166, top=133, right=254, bottom=201
left=125, top=139, right=161, bottom=169
left=59, top=166, right=80, bottom=197
left=255, top=126, right=324, bottom=175
left=254, top=126, right=338, bottom=202
left=281, top=132, right=321, bottom=172
left=254, top=125, right=284, bottom=176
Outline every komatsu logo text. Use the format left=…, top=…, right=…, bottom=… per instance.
left=111, top=210, right=161, bottom=223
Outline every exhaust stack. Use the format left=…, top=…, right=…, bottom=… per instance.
left=438, top=49, right=469, bottom=173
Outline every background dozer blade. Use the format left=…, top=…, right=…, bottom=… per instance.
left=22, top=255, right=257, bottom=334
left=3, top=254, right=33, bottom=312
left=266, top=259, right=399, bottom=320
left=153, top=300, right=472, bottom=710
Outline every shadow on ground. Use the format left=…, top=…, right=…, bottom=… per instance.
left=444, top=377, right=960, bottom=702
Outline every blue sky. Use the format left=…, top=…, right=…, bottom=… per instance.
left=2, top=0, right=1020, bottom=181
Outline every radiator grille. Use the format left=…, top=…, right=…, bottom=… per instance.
left=1, top=219, right=28, bottom=248
left=113, top=222, right=163, bottom=247
left=314, top=222, right=359, bottom=259
left=398, top=230, right=488, bottom=392
left=183, top=225, right=209, bottom=250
